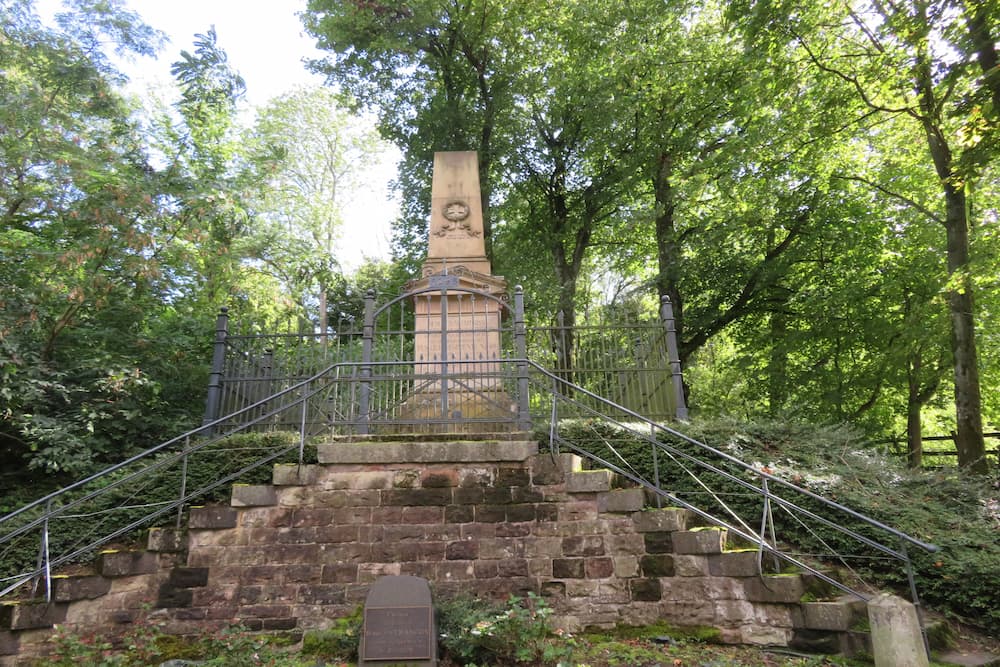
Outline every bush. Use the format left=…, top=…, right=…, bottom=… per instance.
left=437, top=592, right=574, bottom=666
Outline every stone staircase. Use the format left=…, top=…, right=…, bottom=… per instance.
left=0, top=436, right=906, bottom=664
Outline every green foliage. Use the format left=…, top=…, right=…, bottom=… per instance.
left=43, top=621, right=311, bottom=667
left=437, top=592, right=574, bottom=667
left=301, top=605, right=363, bottom=662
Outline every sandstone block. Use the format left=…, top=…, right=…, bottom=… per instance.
left=189, top=505, right=237, bottom=529
left=99, top=550, right=157, bottom=577
left=445, top=504, right=474, bottom=523
left=0, top=602, right=66, bottom=630
left=168, top=567, right=209, bottom=589
left=231, top=484, right=277, bottom=507
left=506, top=504, right=536, bottom=522
left=585, top=557, right=614, bottom=579
left=498, top=559, right=529, bottom=578
left=674, top=554, right=710, bottom=577
left=562, top=535, right=605, bottom=557
left=421, top=469, right=459, bottom=488
left=51, top=575, right=111, bottom=602
left=147, top=527, right=186, bottom=552
left=613, top=556, right=639, bottom=578
left=643, top=532, right=673, bottom=554
left=639, top=554, right=674, bottom=577
left=496, top=467, right=530, bottom=487
left=709, top=550, right=760, bottom=577
left=272, top=464, right=320, bottom=486
left=317, top=440, right=538, bottom=464
left=632, top=508, right=690, bottom=533
left=801, top=598, right=863, bottom=631
left=628, top=578, right=662, bottom=602
left=868, top=593, right=929, bottom=667
left=381, top=488, right=452, bottom=507
left=552, top=558, right=585, bottom=579
left=598, top=488, right=645, bottom=513
left=446, top=540, right=479, bottom=560
left=673, top=528, right=727, bottom=554
left=0, top=630, right=19, bottom=656
left=743, top=575, right=805, bottom=603
left=566, top=470, right=612, bottom=493
left=741, top=625, right=793, bottom=646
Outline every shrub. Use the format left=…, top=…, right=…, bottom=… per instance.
left=437, top=592, right=574, bottom=666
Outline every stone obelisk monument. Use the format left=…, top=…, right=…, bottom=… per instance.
left=402, top=151, right=510, bottom=430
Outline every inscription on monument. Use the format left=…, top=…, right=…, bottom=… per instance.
left=359, top=575, right=437, bottom=666
left=362, top=606, right=433, bottom=661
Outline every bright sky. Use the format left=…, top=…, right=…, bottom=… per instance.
left=44, top=0, right=399, bottom=271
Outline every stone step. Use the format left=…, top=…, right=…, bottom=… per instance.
left=231, top=484, right=277, bottom=507
left=0, top=601, right=66, bottom=631
left=317, top=439, right=538, bottom=464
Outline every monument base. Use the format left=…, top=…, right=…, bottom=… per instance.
left=390, top=390, right=518, bottom=434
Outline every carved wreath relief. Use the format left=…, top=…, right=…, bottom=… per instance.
left=434, top=199, right=481, bottom=237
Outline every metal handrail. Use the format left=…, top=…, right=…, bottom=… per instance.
left=1, top=358, right=936, bottom=610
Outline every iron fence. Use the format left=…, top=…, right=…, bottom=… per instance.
left=206, top=285, right=688, bottom=431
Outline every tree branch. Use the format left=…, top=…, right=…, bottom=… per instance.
left=831, top=173, right=944, bottom=224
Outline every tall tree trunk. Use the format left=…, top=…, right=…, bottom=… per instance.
left=915, top=34, right=989, bottom=474
left=943, top=190, right=987, bottom=472
left=652, top=152, right=685, bottom=359
left=906, top=349, right=926, bottom=469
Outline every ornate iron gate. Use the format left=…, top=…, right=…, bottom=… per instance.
left=357, top=282, right=529, bottom=433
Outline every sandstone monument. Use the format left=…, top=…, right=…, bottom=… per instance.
left=400, top=151, right=513, bottom=428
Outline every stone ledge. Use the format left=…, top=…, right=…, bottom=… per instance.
left=800, top=597, right=864, bottom=631
left=566, top=470, right=612, bottom=493
left=317, top=440, right=538, bottom=464
left=272, top=464, right=320, bottom=486
left=598, top=489, right=645, bottom=513
left=98, top=550, right=157, bottom=577
left=231, top=484, right=277, bottom=507
left=51, top=575, right=111, bottom=602
left=631, top=508, right=690, bottom=533
left=147, top=527, right=186, bottom=553
left=189, top=506, right=238, bottom=529
left=0, top=602, right=67, bottom=631
left=673, top=528, right=727, bottom=554
left=743, top=574, right=805, bottom=603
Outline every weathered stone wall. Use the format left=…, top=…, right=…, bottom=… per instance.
left=0, top=439, right=866, bottom=664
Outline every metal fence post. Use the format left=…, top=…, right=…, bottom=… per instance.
left=659, top=296, right=689, bottom=420
left=203, top=307, right=229, bottom=429
left=513, top=286, right=531, bottom=431
left=358, top=290, right=375, bottom=435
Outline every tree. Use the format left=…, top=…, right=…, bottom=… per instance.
left=730, top=0, right=999, bottom=473
left=0, top=0, right=204, bottom=475
left=244, top=87, right=386, bottom=333
left=303, top=0, right=523, bottom=266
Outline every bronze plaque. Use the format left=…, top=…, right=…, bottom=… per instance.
left=362, top=605, right=434, bottom=661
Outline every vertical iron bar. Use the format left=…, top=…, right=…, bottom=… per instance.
left=42, top=500, right=51, bottom=602
left=299, top=383, right=308, bottom=465
left=359, top=290, right=375, bottom=435
left=759, top=477, right=780, bottom=572
left=514, top=287, right=530, bottom=431
left=659, top=296, right=689, bottom=420
left=440, top=283, right=449, bottom=422
left=901, top=540, right=932, bottom=660
left=651, top=423, right=662, bottom=509
left=177, top=436, right=189, bottom=529
left=203, top=307, right=229, bottom=430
